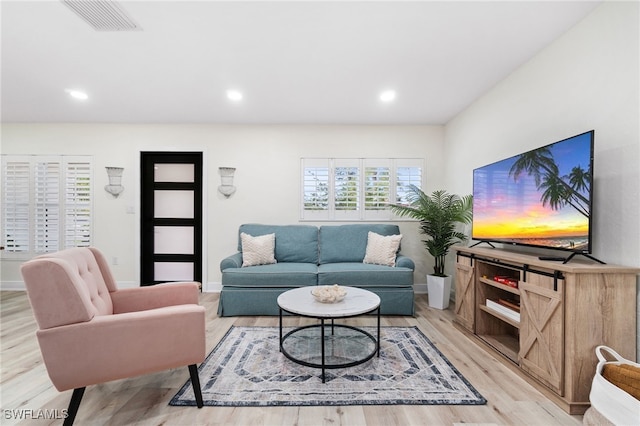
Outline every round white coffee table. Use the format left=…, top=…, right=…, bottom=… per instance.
left=277, top=286, right=381, bottom=383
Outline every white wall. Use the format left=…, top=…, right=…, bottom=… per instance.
left=0, top=124, right=444, bottom=291
left=444, top=1, right=640, bottom=355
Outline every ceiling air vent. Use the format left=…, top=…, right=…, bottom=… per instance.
left=61, top=0, right=142, bottom=31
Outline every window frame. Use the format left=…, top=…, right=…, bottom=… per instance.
left=300, top=158, right=424, bottom=221
left=1, top=155, right=93, bottom=259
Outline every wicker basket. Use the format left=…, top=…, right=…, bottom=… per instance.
left=588, top=346, right=640, bottom=425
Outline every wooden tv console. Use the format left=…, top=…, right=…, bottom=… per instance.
left=453, top=246, right=638, bottom=415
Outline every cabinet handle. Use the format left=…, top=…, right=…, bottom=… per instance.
left=553, top=271, right=561, bottom=292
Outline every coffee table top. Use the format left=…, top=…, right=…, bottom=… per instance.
left=277, top=286, right=380, bottom=318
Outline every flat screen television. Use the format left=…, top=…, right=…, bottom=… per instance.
left=471, top=130, right=595, bottom=259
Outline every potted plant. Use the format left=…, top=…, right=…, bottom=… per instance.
left=389, top=185, right=473, bottom=309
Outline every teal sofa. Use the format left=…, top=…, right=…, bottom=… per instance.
left=218, top=224, right=415, bottom=316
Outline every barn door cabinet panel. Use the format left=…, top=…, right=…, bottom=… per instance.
left=454, top=255, right=475, bottom=332
left=519, top=277, right=564, bottom=395
left=453, top=246, right=638, bottom=415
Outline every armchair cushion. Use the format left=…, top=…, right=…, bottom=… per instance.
left=21, top=248, right=115, bottom=329
left=37, top=304, right=205, bottom=391
left=110, top=282, right=200, bottom=314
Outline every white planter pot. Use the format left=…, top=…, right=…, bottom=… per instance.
left=427, top=274, right=452, bottom=310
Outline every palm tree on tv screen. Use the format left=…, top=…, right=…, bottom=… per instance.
left=509, top=147, right=558, bottom=186
left=509, top=148, right=591, bottom=218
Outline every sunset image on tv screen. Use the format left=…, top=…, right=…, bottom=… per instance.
left=472, top=131, right=593, bottom=251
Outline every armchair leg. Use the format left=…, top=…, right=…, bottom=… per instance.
left=63, top=387, right=85, bottom=426
left=188, top=364, right=204, bottom=408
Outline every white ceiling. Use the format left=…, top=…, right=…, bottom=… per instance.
left=1, top=1, right=601, bottom=125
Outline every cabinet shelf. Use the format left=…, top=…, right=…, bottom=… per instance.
left=478, top=334, right=519, bottom=363
left=480, top=304, right=520, bottom=328
left=479, top=277, right=520, bottom=295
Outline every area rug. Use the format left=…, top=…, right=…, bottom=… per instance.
left=170, top=326, right=486, bottom=407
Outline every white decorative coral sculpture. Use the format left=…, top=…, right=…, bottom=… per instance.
left=311, top=284, right=347, bottom=303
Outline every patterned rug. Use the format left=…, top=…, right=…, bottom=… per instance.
left=170, top=326, right=486, bottom=407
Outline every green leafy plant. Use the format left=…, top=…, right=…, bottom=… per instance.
left=389, top=186, right=473, bottom=277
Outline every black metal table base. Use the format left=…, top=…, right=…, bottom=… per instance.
left=279, top=306, right=380, bottom=383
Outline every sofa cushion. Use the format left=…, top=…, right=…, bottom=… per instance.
left=318, top=224, right=401, bottom=264
left=318, top=262, right=413, bottom=287
left=238, top=224, right=318, bottom=264
left=222, top=262, right=318, bottom=287
left=241, top=232, right=276, bottom=267
left=363, top=231, right=403, bottom=266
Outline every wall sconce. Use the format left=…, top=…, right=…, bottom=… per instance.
left=105, top=166, right=124, bottom=197
left=218, top=167, right=236, bottom=197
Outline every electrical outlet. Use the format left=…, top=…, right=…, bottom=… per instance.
left=112, top=257, right=119, bottom=265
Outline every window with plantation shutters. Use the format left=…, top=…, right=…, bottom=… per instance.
left=301, top=158, right=423, bottom=221
left=1, top=155, right=93, bottom=258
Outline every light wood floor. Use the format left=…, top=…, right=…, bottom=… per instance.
left=0, top=291, right=583, bottom=426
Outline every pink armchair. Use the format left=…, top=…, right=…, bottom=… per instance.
left=20, top=247, right=206, bottom=425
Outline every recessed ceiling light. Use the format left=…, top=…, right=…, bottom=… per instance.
left=66, top=89, right=89, bottom=100
left=379, top=90, right=396, bottom=103
left=226, top=90, right=243, bottom=101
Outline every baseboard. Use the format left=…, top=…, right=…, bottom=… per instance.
left=0, top=281, right=26, bottom=291
left=203, top=282, right=222, bottom=293
left=414, top=283, right=427, bottom=294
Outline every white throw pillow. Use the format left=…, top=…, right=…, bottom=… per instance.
left=363, top=231, right=402, bottom=267
left=241, top=232, right=277, bottom=267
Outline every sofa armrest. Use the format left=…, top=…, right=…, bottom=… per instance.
left=111, top=282, right=200, bottom=314
left=36, top=304, right=206, bottom=391
left=395, top=254, right=415, bottom=269
left=220, top=252, right=243, bottom=271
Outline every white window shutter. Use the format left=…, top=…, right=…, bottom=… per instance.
left=364, top=159, right=391, bottom=220
left=64, top=158, right=92, bottom=248
left=395, top=159, right=424, bottom=205
left=34, top=160, right=61, bottom=253
left=301, top=158, right=330, bottom=220
left=333, top=158, right=360, bottom=220
left=1, top=158, right=31, bottom=253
